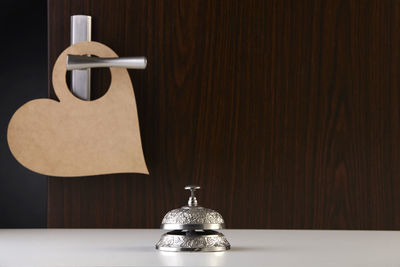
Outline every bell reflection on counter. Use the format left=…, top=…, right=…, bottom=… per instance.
left=156, top=185, right=230, bottom=252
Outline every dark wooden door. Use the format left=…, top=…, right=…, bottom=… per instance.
left=47, top=0, right=400, bottom=229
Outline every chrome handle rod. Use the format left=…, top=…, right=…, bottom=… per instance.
left=70, top=15, right=91, bottom=100
left=67, top=55, right=147, bottom=70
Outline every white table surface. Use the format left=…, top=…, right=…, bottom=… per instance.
left=0, top=229, right=399, bottom=267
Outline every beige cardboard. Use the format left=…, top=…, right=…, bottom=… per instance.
left=7, top=41, right=149, bottom=177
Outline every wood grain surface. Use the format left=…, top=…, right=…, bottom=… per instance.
left=47, top=0, right=400, bottom=229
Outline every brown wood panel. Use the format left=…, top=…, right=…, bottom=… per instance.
left=47, top=0, right=400, bottom=229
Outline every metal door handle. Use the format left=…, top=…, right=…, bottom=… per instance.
left=69, top=15, right=147, bottom=100
left=66, top=55, right=147, bottom=70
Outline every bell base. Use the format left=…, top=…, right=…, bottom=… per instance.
left=155, top=230, right=230, bottom=252
left=156, top=245, right=230, bottom=252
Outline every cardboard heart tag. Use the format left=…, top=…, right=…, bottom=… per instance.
left=7, top=41, right=149, bottom=177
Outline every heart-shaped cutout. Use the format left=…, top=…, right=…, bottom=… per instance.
left=7, top=41, right=149, bottom=177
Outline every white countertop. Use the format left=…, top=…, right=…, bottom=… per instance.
left=0, top=229, right=399, bottom=267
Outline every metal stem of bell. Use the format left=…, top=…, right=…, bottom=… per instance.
left=188, top=189, right=197, bottom=207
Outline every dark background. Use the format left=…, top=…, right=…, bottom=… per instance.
left=47, top=0, right=400, bottom=229
left=0, top=0, right=47, bottom=227
left=2, top=0, right=400, bottom=229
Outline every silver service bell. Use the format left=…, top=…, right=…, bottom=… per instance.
left=156, top=185, right=230, bottom=252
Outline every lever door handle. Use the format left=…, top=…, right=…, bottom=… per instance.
left=66, top=55, right=147, bottom=70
